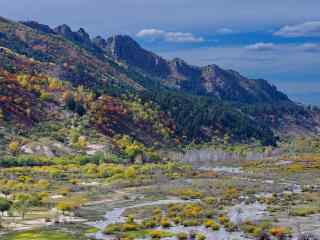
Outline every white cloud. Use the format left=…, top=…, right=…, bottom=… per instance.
left=216, top=28, right=234, bottom=34
left=136, top=28, right=204, bottom=43
left=274, top=21, right=320, bottom=37
left=245, top=42, right=320, bottom=53
left=165, top=32, right=204, bottom=43
left=299, top=43, right=320, bottom=52
left=136, top=29, right=165, bottom=38
left=245, top=42, right=277, bottom=51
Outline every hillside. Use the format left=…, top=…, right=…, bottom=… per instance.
left=0, top=16, right=319, bottom=159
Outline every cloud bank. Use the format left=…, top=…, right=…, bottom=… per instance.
left=216, top=28, right=235, bottom=35
left=245, top=43, right=276, bottom=51
left=245, top=42, right=320, bottom=53
left=136, top=29, right=204, bottom=43
left=274, top=21, right=320, bottom=37
left=299, top=43, right=320, bottom=52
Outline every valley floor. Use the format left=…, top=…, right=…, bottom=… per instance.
left=1, top=151, right=320, bottom=240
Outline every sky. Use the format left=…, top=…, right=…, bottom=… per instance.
left=1, top=0, right=320, bottom=105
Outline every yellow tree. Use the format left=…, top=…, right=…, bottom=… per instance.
left=8, top=140, right=20, bottom=155
left=0, top=108, right=4, bottom=122
left=78, top=136, right=87, bottom=150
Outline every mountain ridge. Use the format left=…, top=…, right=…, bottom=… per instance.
left=102, top=34, right=291, bottom=104
left=0, top=16, right=319, bottom=153
left=14, top=20, right=295, bottom=104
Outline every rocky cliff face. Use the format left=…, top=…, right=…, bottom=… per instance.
left=93, top=36, right=108, bottom=49
left=104, top=35, right=171, bottom=77
left=54, top=25, right=91, bottom=45
left=53, top=24, right=102, bottom=54
left=197, top=65, right=290, bottom=103
left=104, top=35, right=290, bottom=104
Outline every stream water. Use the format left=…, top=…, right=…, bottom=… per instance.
left=228, top=202, right=267, bottom=224
left=199, top=166, right=243, bottom=174
left=88, top=198, right=199, bottom=239
left=87, top=198, right=269, bottom=240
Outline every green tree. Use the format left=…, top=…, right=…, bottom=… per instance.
left=0, top=197, right=10, bottom=216
left=13, top=194, right=33, bottom=219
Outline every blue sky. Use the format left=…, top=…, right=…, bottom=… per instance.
left=1, top=0, right=320, bottom=105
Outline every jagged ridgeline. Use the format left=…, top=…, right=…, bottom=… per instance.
left=0, top=16, right=319, bottom=150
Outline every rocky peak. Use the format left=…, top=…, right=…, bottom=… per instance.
left=198, top=64, right=291, bottom=103
left=54, top=24, right=73, bottom=38
left=76, top=28, right=91, bottom=43
left=54, top=25, right=89, bottom=42
left=93, top=36, right=108, bottom=49
left=202, top=64, right=223, bottom=73
left=105, top=35, right=171, bottom=77
left=169, top=58, right=201, bottom=79
left=54, top=25, right=98, bottom=52
left=106, top=35, right=141, bottom=59
left=20, top=21, right=55, bottom=34
left=171, top=58, right=188, bottom=67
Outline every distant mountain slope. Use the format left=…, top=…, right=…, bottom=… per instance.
left=0, top=16, right=319, bottom=150
left=103, top=35, right=290, bottom=104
